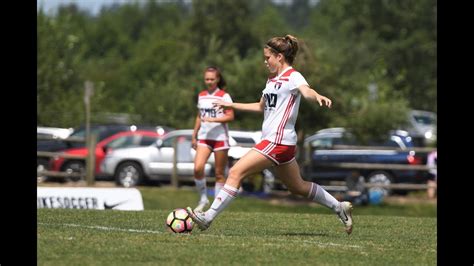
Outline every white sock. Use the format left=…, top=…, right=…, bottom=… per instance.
left=308, top=182, right=341, bottom=212
left=194, top=178, right=208, bottom=202
left=205, top=184, right=239, bottom=221
left=214, top=182, right=224, bottom=196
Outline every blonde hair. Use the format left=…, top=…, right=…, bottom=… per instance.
left=265, top=35, right=299, bottom=64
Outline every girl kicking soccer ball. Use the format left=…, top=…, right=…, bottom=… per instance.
left=187, top=35, right=353, bottom=235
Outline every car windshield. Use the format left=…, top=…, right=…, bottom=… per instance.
left=71, top=127, right=119, bottom=140
left=310, top=138, right=333, bottom=148
left=106, top=136, right=137, bottom=149
left=413, top=115, right=435, bottom=125
left=232, top=136, right=256, bottom=147
left=308, top=130, right=412, bottom=149
left=68, top=125, right=133, bottom=148
left=368, top=139, right=400, bottom=148
left=71, top=125, right=139, bottom=140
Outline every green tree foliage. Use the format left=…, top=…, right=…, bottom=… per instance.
left=310, top=0, right=436, bottom=112
left=304, top=0, right=436, bottom=140
left=37, top=0, right=436, bottom=143
left=190, top=0, right=259, bottom=58
left=37, top=6, right=91, bottom=127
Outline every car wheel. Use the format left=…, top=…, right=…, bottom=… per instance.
left=37, top=158, right=50, bottom=183
left=115, top=161, right=144, bottom=188
left=61, top=160, right=86, bottom=182
left=367, top=171, right=393, bottom=196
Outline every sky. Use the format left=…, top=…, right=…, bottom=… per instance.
left=37, top=0, right=318, bottom=16
left=36, top=0, right=164, bottom=15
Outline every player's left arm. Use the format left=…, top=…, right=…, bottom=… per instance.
left=298, top=84, right=332, bottom=108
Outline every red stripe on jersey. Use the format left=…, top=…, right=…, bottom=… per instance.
left=214, top=89, right=226, bottom=97
left=275, top=95, right=293, bottom=143
left=198, top=90, right=208, bottom=96
left=198, top=88, right=225, bottom=97
left=275, top=94, right=296, bottom=144
left=199, top=96, right=225, bottom=100
left=267, top=69, right=295, bottom=84
left=278, top=94, right=296, bottom=143
left=281, top=68, right=296, bottom=77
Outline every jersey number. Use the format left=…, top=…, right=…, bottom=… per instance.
left=264, top=93, right=278, bottom=108
left=200, top=108, right=217, bottom=118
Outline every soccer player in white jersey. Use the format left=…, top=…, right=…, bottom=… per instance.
left=191, top=66, right=234, bottom=211
left=187, top=35, right=354, bottom=235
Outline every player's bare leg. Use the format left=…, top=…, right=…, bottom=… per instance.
left=276, top=160, right=353, bottom=235
left=213, top=149, right=229, bottom=196
left=187, top=150, right=273, bottom=230
left=193, top=145, right=213, bottom=211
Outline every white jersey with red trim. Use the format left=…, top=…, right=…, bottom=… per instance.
left=197, top=88, right=233, bottom=141
left=261, top=67, right=308, bottom=145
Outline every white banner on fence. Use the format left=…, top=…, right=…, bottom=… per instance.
left=37, top=187, right=144, bottom=211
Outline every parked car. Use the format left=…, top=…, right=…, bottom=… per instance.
left=301, top=127, right=426, bottom=195
left=101, top=129, right=265, bottom=188
left=38, top=124, right=173, bottom=152
left=227, top=130, right=262, bottom=163
left=37, top=124, right=173, bottom=171
left=48, top=130, right=162, bottom=182
left=37, top=126, right=74, bottom=139
left=405, top=109, right=437, bottom=147
left=37, top=126, right=74, bottom=182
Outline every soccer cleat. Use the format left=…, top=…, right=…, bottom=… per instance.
left=186, top=207, right=212, bottom=231
left=336, top=201, right=353, bottom=235
left=194, top=198, right=210, bottom=212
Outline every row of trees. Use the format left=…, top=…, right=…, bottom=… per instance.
left=37, top=0, right=436, bottom=142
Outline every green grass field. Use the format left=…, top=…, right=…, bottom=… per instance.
left=38, top=187, right=437, bottom=265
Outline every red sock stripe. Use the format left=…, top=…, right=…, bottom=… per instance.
left=222, top=187, right=238, bottom=197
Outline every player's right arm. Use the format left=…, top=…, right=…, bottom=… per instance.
left=192, top=113, right=201, bottom=150
left=213, top=97, right=264, bottom=113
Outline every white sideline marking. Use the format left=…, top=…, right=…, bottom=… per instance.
left=38, top=222, right=165, bottom=235
left=38, top=222, right=362, bottom=249
left=301, top=240, right=362, bottom=249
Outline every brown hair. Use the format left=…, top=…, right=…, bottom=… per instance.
left=204, top=66, right=227, bottom=89
left=265, top=35, right=299, bottom=65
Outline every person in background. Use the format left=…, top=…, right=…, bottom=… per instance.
left=187, top=35, right=353, bottom=235
left=192, top=66, right=234, bottom=211
left=426, top=150, right=437, bottom=199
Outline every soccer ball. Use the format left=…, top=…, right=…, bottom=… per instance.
left=166, top=208, right=194, bottom=233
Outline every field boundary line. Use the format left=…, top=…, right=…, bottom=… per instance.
left=38, top=222, right=165, bottom=235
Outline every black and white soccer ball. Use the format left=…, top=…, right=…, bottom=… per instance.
left=166, top=208, right=194, bottom=233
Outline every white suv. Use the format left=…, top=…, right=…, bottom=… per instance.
left=37, top=126, right=73, bottom=139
